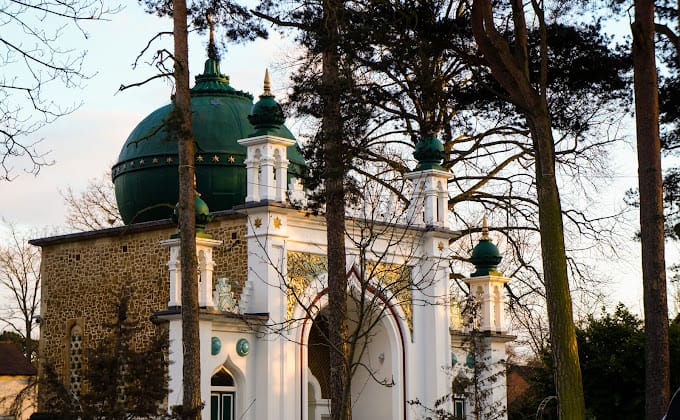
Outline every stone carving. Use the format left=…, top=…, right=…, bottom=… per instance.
left=215, top=277, right=238, bottom=313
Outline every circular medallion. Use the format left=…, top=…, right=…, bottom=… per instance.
left=211, top=337, right=221, bottom=355
left=236, top=338, right=250, bottom=357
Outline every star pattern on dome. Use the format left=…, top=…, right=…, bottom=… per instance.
left=129, top=161, right=135, bottom=167
left=197, top=155, right=204, bottom=162
left=139, top=159, right=145, bottom=165
left=212, top=155, right=220, bottom=162
left=166, top=157, right=173, bottom=163
left=152, top=157, right=159, bottom=164
left=228, top=155, right=235, bottom=163
left=210, top=98, right=220, bottom=106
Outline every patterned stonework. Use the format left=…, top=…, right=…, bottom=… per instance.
left=285, top=252, right=413, bottom=333
left=286, top=251, right=327, bottom=321
left=37, top=215, right=248, bottom=403
left=369, top=262, right=413, bottom=333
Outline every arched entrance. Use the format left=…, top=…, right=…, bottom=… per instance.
left=305, top=300, right=400, bottom=420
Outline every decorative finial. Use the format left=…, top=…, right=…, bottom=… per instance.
left=413, top=134, right=445, bottom=171
left=263, top=69, right=272, bottom=97
left=247, top=69, right=285, bottom=135
left=481, top=215, right=489, bottom=240
left=206, top=13, right=219, bottom=61
left=470, top=215, right=502, bottom=277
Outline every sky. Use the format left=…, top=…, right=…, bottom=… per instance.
left=1, top=1, right=291, bottom=230
left=0, top=2, right=658, bottom=316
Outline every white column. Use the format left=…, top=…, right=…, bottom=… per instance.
left=167, top=318, right=183, bottom=408
left=196, top=238, right=222, bottom=308
left=275, top=151, right=290, bottom=202
left=437, top=181, right=448, bottom=227
left=423, top=178, right=437, bottom=226
left=162, top=239, right=181, bottom=307
left=242, top=207, right=296, bottom=419
left=410, top=232, right=452, bottom=416
left=244, top=155, right=260, bottom=202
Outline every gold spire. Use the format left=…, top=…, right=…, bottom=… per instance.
left=206, top=13, right=218, bottom=60
left=263, top=69, right=272, bottom=96
left=208, top=14, right=215, bottom=44
left=481, top=215, right=489, bottom=240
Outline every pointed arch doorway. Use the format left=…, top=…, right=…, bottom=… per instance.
left=211, top=368, right=236, bottom=420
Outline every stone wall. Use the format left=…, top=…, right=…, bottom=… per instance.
left=36, top=214, right=248, bottom=403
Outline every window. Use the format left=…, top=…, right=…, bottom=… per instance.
left=211, top=368, right=236, bottom=420
left=453, top=398, right=465, bottom=419
left=68, top=326, right=83, bottom=401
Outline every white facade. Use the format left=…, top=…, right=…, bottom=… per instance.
left=160, top=133, right=512, bottom=420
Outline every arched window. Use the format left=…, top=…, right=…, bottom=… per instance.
left=211, top=368, right=236, bottom=420
left=68, top=325, right=83, bottom=401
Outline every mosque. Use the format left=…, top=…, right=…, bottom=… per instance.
left=30, top=36, right=514, bottom=420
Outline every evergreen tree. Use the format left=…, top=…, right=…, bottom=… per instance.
left=469, top=1, right=588, bottom=416
left=80, top=289, right=168, bottom=419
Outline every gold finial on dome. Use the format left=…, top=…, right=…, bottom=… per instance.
left=481, top=215, right=489, bottom=240
left=263, top=69, right=272, bottom=96
left=206, top=13, right=218, bottom=60
left=207, top=13, right=215, bottom=42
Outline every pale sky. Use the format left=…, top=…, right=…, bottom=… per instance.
left=0, top=1, right=291, bottom=231
left=0, top=2, right=657, bottom=316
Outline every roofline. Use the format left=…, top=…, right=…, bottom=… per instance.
left=30, top=202, right=465, bottom=247
left=29, top=209, right=243, bottom=247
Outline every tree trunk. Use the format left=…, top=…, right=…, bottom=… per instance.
left=470, top=1, right=585, bottom=417
left=527, top=110, right=585, bottom=419
left=321, top=0, right=350, bottom=418
left=172, top=0, right=201, bottom=418
left=632, top=1, right=671, bottom=417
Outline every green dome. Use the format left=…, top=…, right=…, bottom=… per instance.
left=470, top=220, right=502, bottom=277
left=413, top=134, right=445, bottom=171
left=112, top=57, right=306, bottom=224
left=248, top=69, right=286, bottom=136
left=172, top=193, right=213, bottom=237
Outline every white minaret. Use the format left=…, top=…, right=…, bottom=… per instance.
left=453, top=217, right=513, bottom=420
left=238, top=70, right=296, bottom=203
left=465, top=217, right=509, bottom=334
left=238, top=72, right=298, bottom=419
left=406, top=134, right=454, bottom=416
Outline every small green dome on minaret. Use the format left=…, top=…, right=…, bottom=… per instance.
left=470, top=216, right=502, bottom=277
left=248, top=70, right=286, bottom=136
left=413, top=134, right=445, bottom=171
left=172, top=193, right=213, bottom=238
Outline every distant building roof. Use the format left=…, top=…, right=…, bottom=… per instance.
left=0, top=341, right=36, bottom=376
left=507, top=364, right=535, bottom=405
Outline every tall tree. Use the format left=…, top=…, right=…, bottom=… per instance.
left=171, top=0, right=200, bottom=418
left=470, top=1, right=585, bottom=418
left=0, top=222, right=40, bottom=359
left=632, top=0, right=671, bottom=416
left=130, top=2, right=267, bottom=418
left=320, top=0, right=351, bottom=416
